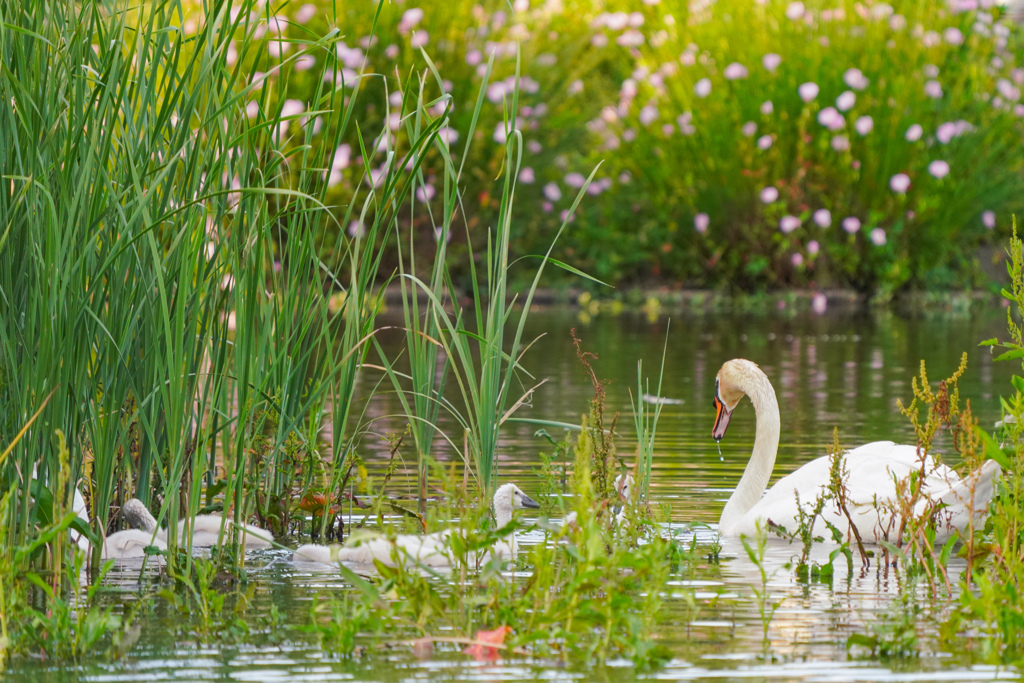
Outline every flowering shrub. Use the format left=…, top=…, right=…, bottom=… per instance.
left=208, top=0, right=1022, bottom=294
left=577, top=0, right=1024, bottom=293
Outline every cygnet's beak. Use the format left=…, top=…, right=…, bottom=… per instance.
left=520, top=493, right=541, bottom=509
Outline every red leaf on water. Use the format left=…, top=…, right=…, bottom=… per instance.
left=462, top=625, right=512, bottom=661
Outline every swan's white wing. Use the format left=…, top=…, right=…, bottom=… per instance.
left=177, top=514, right=275, bottom=549
left=739, top=441, right=966, bottom=542
left=334, top=530, right=453, bottom=567
left=291, top=543, right=334, bottom=564
left=102, top=529, right=166, bottom=559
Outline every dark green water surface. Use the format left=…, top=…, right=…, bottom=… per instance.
left=8, top=306, right=1021, bottom=682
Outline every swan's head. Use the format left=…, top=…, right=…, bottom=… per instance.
left=613, top=473, right=635, bottom=501
left=713, top=358, right=765, bottom=441
left=121, top=498, right=158, bottom=533
left=493, top=483, right=541, bottom=514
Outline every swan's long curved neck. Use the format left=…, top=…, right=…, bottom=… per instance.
left=718, top=371, right=781, bottom=535
left=494, top=505, right=513, bottom=530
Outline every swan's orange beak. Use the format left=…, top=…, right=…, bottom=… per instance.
left=712, top=389, right=732, bottom=442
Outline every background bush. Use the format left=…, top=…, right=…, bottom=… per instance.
left=244, top=0, right=1024, bottom=295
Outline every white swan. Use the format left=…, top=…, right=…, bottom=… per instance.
left=292, top=483, right=540, bottom=567
left=70, top=490, right=167, bottom=560
left=178, top=512, right=275, bottom=549
left=121, top=498, right=275, bottom=550
left=712, top=358, right=1001, bottom=544
left=563, top=473, right=635, bottom=529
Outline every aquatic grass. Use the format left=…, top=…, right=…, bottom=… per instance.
left=741, top=523, right=785, bottom=648
left=0, top=0, right=413, bottom=575
left=936, top=222, right=1024, bottom=663
left=390, top=50, right=603, bottom=495
left=629, top=322, right=671, bottom=501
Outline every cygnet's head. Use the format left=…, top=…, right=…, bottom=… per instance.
left=121, top=498, right=158, bottom=533
left=613, top=473, right=635, bottom=501
left=712, top=358, right=767, bottom=441
left=493, top=483, right=541, bottom=513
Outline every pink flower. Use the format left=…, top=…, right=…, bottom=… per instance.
left=639, top=104, right=658, bottom=125
left=742, top=121, right=757, bottom=137
left=694, top=78, right=712, bottom=98
left=808, top=240, right=820, bottom=255
left=762, top=53, right=782, bottom=72
left=332, top=144, right=351, bottom=170
left=565, top=172, right=586, bottom=188
left=831, top=135, right=850, bottom=151
left=854, top=115, right=874, bottom=135
left=785, top=2, right=805, bottom=20
left=941, top=121, right=975, bottom=143
left=695, top=213, right=709, bottom=233
left=982, top=210, right=996, bottom=229
left=943, top=27, right=964, bottom=45
left=760, top=100, right=774, bottom=115
left=869, top=228, right=887, bottom=246
left=677, top=112, right=696, bottom=135
left=780, top=215, right=801, bottom=233
left=724, top=62, right=749, bottom=80
left=924, top=64, right=940, bottom=78
left=761, top=186, right=779, bottom=203
left=400, top=8, right=424, bottom=32
left=617, top=30, right=645, bottom=47
left=813, top=209, right=831, bottom=227
left=791, top=252, right=804, bottom=267
left=843, top=68, right=869, bottom=90
left=842, top=216, right=861, bottom=234
left=836, top=91, right=856, bottom=111
left=818, top=107, right=845, bottom=130
left=519, top=167, right=535, bottom=184
left=281, top=99, right=305, bottom=118
left=410, top=31, right=429, bottom=48
left=757, top=135, right=773, bottom=150
left=905, top=124, right=923, bottom=142
left=928, top=160, right=950, bottom=178
left=543, top=182, right=562, bottom=202
left=997, top=78, right=1021, bottom=101
left=889, top=173, right=911, bottom=193
left=493, top=122, right=515, bottom=144
left=798, top=82, right=819, bottom=102
left=924, top=80, right=943, bottom=98
left=415, top=184, right=436, bottom=203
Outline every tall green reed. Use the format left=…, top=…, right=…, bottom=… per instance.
left=0, top=0, right=424, bottom=572
left=392, top=53, right=601, bottom=495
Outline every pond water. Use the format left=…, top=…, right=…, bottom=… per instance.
left=8, top=305, right=1021, bottom=682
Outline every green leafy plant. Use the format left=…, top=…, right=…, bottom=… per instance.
left=741, top=523, right=785, bottom=647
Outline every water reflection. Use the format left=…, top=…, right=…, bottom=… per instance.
left=356, top=308, right=1012, bottom=530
